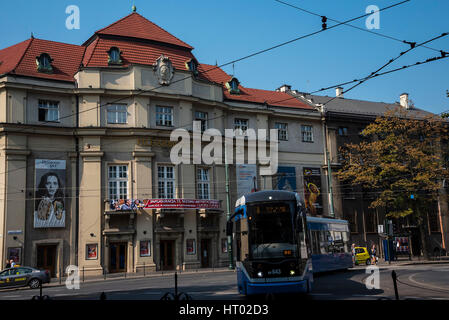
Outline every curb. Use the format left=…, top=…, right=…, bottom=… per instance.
left=0, top=268, right=234, bottom=292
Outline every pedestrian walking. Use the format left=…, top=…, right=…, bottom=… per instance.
left=5, top=259, right=11, bottom=269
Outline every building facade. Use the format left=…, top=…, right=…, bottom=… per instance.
left=0, top=12, right=330, bottom=276
left=291, top=89, right=449, bottom=257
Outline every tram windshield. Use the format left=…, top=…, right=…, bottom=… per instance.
left=247, top=202, right=297, bottom=260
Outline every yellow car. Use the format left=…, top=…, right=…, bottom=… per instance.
left=354, top=247, right=371, bottom=265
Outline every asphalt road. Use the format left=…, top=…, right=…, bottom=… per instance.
left=0, top=264, right=448, bottom=300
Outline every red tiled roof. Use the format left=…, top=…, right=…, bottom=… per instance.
left=198, top=63, right=314, bottom=110
left=93, top=13, right=193, bottom=50
left=198, top=63, right=232, bottom=84
left=230, top=87, right=315, bottom=109
left=0, top=38, right=85, bottom=82
left=82, top=37, right=195, bottom=69
left=0, top=39, right=32, bottom=76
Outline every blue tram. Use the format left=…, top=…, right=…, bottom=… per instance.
left=227, top=190, right=353, bottom=296
left=227, top=190, right=313, bottom=296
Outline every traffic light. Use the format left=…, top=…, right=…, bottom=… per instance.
left=321, top=16, right=327, bottom=30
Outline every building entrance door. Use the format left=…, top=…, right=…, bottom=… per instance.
left=36, top=245, right=57, bottom=277
left=109, top=242, right=127, bottom=273
left=160, top=240, right=175, bottom=270
left=200, top=239, right=211, bottom=268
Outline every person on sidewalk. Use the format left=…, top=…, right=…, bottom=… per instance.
left=351, top=243, right=356, bottom=264
left=371, top=244, right=378, bottom=265
left=10, top=259, right=16, bottom=268
left=5, top=259, right=11, bottom=269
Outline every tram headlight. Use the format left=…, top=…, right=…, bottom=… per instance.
left=257, top=271, right=264, bottom=278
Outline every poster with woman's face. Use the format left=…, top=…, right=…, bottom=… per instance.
left=34, top=159, right=66, bottom=228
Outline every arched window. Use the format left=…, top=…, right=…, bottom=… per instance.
left=36, top=53, right=53, bottom=73
left=108, top=47, right=122, bottom=65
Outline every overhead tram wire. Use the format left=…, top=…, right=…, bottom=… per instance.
left=320, top=32, right=449, bottom=107
left=266, top=47, right=449, bottom=107
left=274, top=0, right=442, bottom=54
left=0, top=1, right=411, bottom=182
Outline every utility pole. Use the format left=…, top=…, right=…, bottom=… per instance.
left=321, top=105, right=335, bottom=217
left=225, top=139, right=234, bottom=269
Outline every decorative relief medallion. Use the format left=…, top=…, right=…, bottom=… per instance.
left=154, top=55, right=174, bottom=85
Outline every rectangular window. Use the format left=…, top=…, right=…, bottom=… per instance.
left=342, top=187, right=356, bottom=199
left=338, top=127, right=348, bottom=136
left=108, top=165, right=128, bottom=200
left=275, top=122, right=288, bottom=141
left=301, top=125, right=313, bottom=142
left=344, top=208, right=358, bottom=234
left=195, top=111, right=208, bottom=132
left=107, top=104, right=127, bottom=124
left=158, top=165, right=175, bottom=198
left=365, top=212, right=377, bottom=233
left=38, top=100, right=59, bottom=122
left=428, top=205, right=440, bottom=233
left=197, top=168, right=210, bottom=199
left=234, top=118, right=248, bottom=135
left=156, top=106, right=173, bottom=126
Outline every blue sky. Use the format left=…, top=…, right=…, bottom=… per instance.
left=0, top=0, right=448, bottom=113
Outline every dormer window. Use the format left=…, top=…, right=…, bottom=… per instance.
left=226, top=77, right=240, bottom=95
left=36, top=53, right=53, bottom=73
left=185, top=58, right=198, bottom=76
left=108, top=47, right=122, bottom=65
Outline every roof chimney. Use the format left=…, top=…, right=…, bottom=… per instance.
left=400, top=93, right=410, bottom=109
left=336, top=87, right=344, bottom=98
left=276, top=84, right=291, bottom=93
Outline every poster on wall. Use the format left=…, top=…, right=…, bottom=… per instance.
left=140, top=240, right=151, bottom=257
left=276, top=166, right=297, bottom=192
left=303, top=167, right=323, bottom=216
left=7, top=247, right=21, bottom=264
left=86, top=244, right=98, bottom=260
left=236, top=164, right=258, bottom=198
left=186, top=239, right=196, bottom=255
left=221, top=239, right=228, bottom=253
left=34, top=159, right=66, bottom=228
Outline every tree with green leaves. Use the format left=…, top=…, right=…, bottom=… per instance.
left=337, top=107, right=449, bottom=259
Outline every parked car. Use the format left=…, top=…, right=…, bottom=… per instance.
left=0, top=267, right=50, bottom=289
left=354, top=247, right=371, bottom=265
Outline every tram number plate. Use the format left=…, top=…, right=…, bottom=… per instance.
left=268, top=269, right=281, bottom=275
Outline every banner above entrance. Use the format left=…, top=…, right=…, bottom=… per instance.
left=108, top=199, right=221, bottom=211
left=144, top=199, right=221, bottom=210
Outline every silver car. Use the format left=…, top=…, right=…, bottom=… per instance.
left=0, top=267, right=50, bottom=289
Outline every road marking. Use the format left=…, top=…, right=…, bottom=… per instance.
left=409, top=273, right=449, bottom=292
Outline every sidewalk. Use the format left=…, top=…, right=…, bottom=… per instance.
left=46, top=267, right=233, bottom=289
left=377, top=256, right=449, bottom=266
